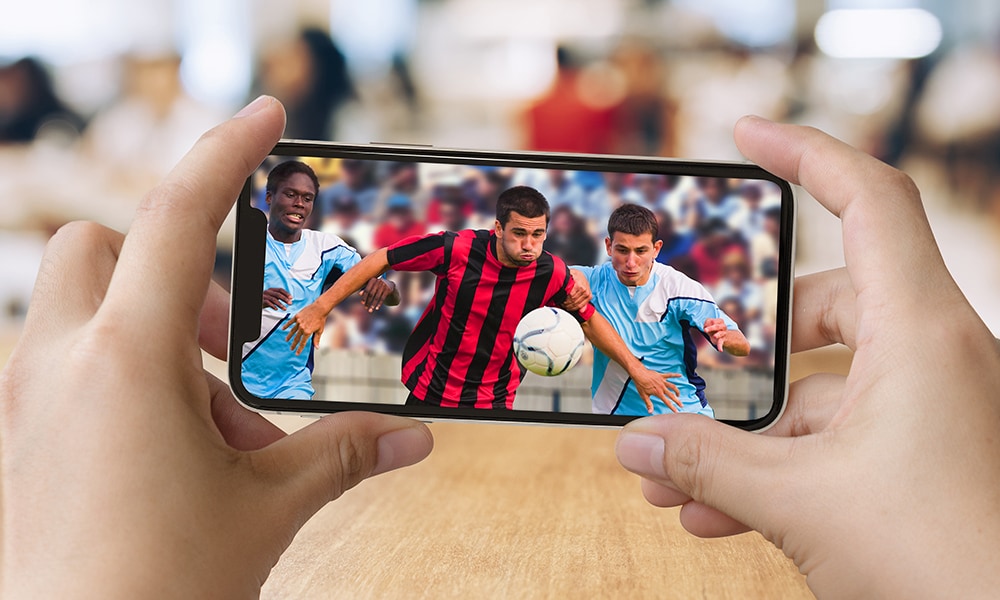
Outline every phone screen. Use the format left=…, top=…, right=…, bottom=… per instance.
left=230, top=142, right=794, bottom=430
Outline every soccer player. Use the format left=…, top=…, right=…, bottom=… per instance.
left=241, top=160, right=398, bottom=400
left=570, top=203, right=750, bottom=417
left=283, top=185, right=681, bottom=410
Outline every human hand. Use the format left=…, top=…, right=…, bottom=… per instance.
left=359, top=277, right=396, bottom=312
left=615, top=116, right=1000, bottom=598
left=562, top=268, right=592, bottom=313
left=629, top=366, right=682, bottom=414
left=263, top=286, right=293, bottom=310
left=0, top=96, right=434, bottom=599
left=283, top=301, right=329, bottom=354
left=702, top=317, right=728, bottom=352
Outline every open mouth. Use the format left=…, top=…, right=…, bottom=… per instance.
left=286, top=213, right=305, bottom=224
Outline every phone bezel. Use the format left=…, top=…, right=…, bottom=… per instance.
left=229, top=140, right=795, bottom=431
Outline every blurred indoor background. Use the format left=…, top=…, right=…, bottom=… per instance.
left=2, top=0, right=998, bottom=358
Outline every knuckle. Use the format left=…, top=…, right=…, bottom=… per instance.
left=666, top=427, right=719, bottom=501
left=332, top=431, right=376, bottom=495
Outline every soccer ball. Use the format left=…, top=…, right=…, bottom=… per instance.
left=513, top=307, right=586, bottom=376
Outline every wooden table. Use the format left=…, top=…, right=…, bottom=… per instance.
left=260, top=349, right=851, bottom=599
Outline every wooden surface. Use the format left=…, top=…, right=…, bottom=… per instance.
left=260, top=419, right=809, bottom=600
left=259, top=349, right=852, bottom=599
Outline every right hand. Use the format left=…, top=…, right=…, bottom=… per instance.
left=283, top=301, right=330, bottom=355
left=615, top=116, right=1000, bottom=598
left=262, top=287, right=292, bottom=310
left=629, top=366, right=682, bottom=414
left=562, top=269, right=592, bottom=312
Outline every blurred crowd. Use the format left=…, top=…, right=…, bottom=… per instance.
left=2, top=1, right=1000, bottom=332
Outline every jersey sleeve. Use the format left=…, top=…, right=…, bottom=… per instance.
left=315, top=232, right=362, bottom=283
left=386, top=231, right=449, bottom=274
left=674, top=290, right=739, bottom=337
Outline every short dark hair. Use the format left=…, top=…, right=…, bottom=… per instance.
left=496, top=186, right=550, bottom=227
left=266, top=160, right=319, bottom=196
left=608, top=203, right=658, bottom=241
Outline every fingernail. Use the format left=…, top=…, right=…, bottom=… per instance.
left=373, top=426, right=433, bottom=476
left=616, top=432, right=667, bottom=479
left=234, top=95, right=272, bottom=118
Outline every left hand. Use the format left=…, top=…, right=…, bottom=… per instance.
left=360, top=277, right=396, bottom=312
left=0, top=96, right=433, bottom=598
left=703, top=317, right=729, bottom=352
left=630, top=367, right=682, bottom=414
left=283, top=302, right=329, bottom=355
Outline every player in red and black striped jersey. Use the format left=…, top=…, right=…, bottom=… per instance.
left=284, top=186, right=680, bottom=410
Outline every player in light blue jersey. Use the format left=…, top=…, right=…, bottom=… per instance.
left=241, top=161, right=398, bottom=399
left=571, top=204, right=749, bottom=417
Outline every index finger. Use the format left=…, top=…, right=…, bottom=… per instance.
left=102, top=96, right=285, bottom=349
left=733, top=116, right=950, bottom=305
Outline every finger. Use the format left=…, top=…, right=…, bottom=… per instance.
left=313, top=330, right=322, bottom=348
left=678, top=502, right=753, bottom=538
left=733, top=116, right=950, bottom=304
left=102, top=96, right=285, bottom=350
left=21, top=222, right=123, bottom=341
left=199, top=280, right=230, bottom=361
left=640, top=477, right=687, bottom=506
left=253, top=412, right=433, bottom=529
left=617, top=414, right=795, bottom=531
left=641, top=478, right=754, bottom=538
left=764, top=372, right=847, bottom=437
left=791, top=269, right=857, bottom=352
left=207, top=372, right=286, bottom=451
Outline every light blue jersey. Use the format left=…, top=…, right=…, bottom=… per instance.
left=575, top=262, right=739, bottom=417
left=241, top=229, right=361, bottom=399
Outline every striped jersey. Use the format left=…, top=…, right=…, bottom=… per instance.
left=386, top=229, right=595, bottom=409
left=241, top=229, right=361, bottom=399
left=574, top=261, right=738, bottom=417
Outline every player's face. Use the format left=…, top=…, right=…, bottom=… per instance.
left=606, top=231, right=662, bottom=286
left=495, top=211, right=547, bottom=267
left=267, top=172, right=316, bottom=239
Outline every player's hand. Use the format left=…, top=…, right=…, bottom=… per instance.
left=702, top=317, right=728, bottom=351
left=630, top=366, right=682, bottom=413
left=562, top=269, right=592, bottom=312
left=283, top=302, right=329, bottom=354
left=615, top=116, right=1000, bottom=598
left=263, top=287, right=293, bottom=310
left=359, top=277, right=397, bottom=312
left=0, top=96, right=434, bottom=598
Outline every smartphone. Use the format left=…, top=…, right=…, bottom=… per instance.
left=229, top=141, right=794, bottom=430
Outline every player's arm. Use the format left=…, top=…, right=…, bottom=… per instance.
left=703, top=317, right=750, bottom=356
left=580, top=312, right=682, bottom=414
left=283, top=248, right=392, bottom=355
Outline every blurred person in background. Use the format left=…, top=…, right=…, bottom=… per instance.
left=255, top=27, right=355, bottom=141
left=83, top=50, right=224, bottom=188
left=544, top=205, right=600, bottom=267
left=0, top=57, right=83, bottom=144
left=608, top=39, right=677, bottom=157
left=654, top=208, right=695, bottom=271
left=319, top=158, right=379, bottom=219
left=373, top=194, right=426, bottom=248
left=522, top=46, right=616, bottom=154
left=688, top=218, right=746, bottom=288
left=320, top=194, right=375, bottom=256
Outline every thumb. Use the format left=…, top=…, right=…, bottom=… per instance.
left=256, top=412, right=433, bottom=525
left=616, top=413, right=791, bottom=531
